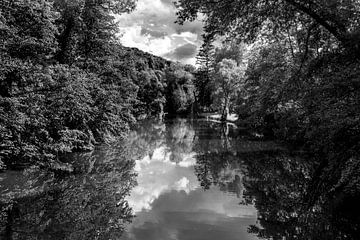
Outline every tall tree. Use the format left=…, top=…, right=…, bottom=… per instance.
left=214, top=59, right=245, bottom=121
left=53, top=0, right=137, bottom=64
left=194, top=41, right=215, bottom=109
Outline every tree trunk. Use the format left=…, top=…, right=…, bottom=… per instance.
left=158, top=102, right=164, bottom=121
left=221, top=97, right=229, bottom=122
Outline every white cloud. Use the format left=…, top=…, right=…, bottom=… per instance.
left=116, top=0, right=203, bottom=65
left=120, top=25, right=173, bottom=55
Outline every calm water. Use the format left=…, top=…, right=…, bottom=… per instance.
left=0, top=119, right=359, bottom=239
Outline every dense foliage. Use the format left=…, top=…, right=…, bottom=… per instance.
left=0, top=0, right=195, bottom=170
left=176, top=1, right=360, bottom=149
left=165, top=63, right=196, bottom=115
left=176, top=1, right=360, bottom=236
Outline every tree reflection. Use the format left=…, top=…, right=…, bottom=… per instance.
left=126, top=119, right=167, bottom=160
left=0, top=143, right=137, bottom=240
left=195, top=152, right=237, bottom=190
left=242, top=152, right=360, bottom=239
left=3, top=119, right=358, bottom=239
left=195, top=144, right=360, bottom=239
left=166, top=119, right=195, bottom=164
left=127, top=118, right=197, bottom=165
left=128, top=119, right=360, bottom=239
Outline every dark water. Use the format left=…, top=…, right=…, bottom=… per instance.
left=0, top=119, right=359, bottom=239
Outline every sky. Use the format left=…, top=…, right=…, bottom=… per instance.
left=116, top=0, right=204, bottom=66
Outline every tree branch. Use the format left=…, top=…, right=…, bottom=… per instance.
left=284, top=0, right=348, bottom=44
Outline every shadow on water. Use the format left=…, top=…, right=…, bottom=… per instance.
left=1, top=118, right=359, bottom=239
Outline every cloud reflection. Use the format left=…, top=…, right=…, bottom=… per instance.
left=123, top=143, right=259, bottom=240
left=122, top=119, right=260, bottom=240
left=123, top=187, right=259, bottom=240
left=127, top=146, right=198, bottom=212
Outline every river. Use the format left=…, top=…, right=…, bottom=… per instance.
left=0, top=118, right=359, bottom=239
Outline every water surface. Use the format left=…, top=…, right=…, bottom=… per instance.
left=1, top=118, right=359, bottom=239
left=120, top=119, right=264, bottom=240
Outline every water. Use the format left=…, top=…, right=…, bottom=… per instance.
left=0, top=118, right=359, bottom=239
left=120, top=119, right=263, bottom=240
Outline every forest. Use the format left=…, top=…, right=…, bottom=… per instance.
left=176, top=0, right=360, bottom=214
left=0, top=0, right=360, bottom=239
left=0, top=0, right=359, bottom=198
left=0, top=0, right=196, bottom=170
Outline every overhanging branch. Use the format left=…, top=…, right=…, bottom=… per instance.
left=284, top=0, right=348, bottom=44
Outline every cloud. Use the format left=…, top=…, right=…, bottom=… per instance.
left=159, top=0, right=176, bottom=7
left=122, top=188, right=259, bottom=240
left=116, top=0, right=204, bottom=65
left=164, top=43, right=197, bottom=60
left=140, top=28, right=167, bottom=38
left=163, top=43, right=198, bottom=65
left=120, top=26, right=173, bottom=55
left=172, top=20, right=204, bottom=35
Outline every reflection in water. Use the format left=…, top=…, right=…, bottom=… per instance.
left=122, top=119, right=257, bottom=240
left=0, top=144, right=137, bottom=240
left=195, top=139, right=360, bottom=238
left=121, top=119, right=259, bottom=240
left=123, top=118, right=360, bottom=240
left=1, top=118, right=359, bottom=239
left=166, top=119, right=196, bottom=164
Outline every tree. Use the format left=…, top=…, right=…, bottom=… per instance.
left=0, top=0, right=140, bottom=169
left=195, top=41, right=215, bottom=110
left=165, top=63, right=195, bottom=115
left=177, top=2, right=360, bottom=225
left=176, top=0, right=360, bottom=56
left=176, top=0, right=360, bottom=144
left=214, top=41, right=246, bottom=66
left=0, top=0, right=58, bottom=96
left=240, top=43, right=295, bottom=135
left=53, top=0, right=137, bottom=64
left=214, top=59, right=245, bottom=121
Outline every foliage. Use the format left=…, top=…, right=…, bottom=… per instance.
left=113, top=47, right=196, bottom=118
left=0, top=0, right=197, bottom=169
left=165, top=63, right=196, bottom=115
left=177, top=2, right=360, bottom=234
left=193, top=69, right=213, bottom=111
left=176, top=0, right=360, bottom=53
left=213, top=58, right=245, bottom=120
left=0, top=0, right=138, bottom=169
left=194, top=41, right=246, bottom=111
left=114, top=47, right=169, bottom=118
